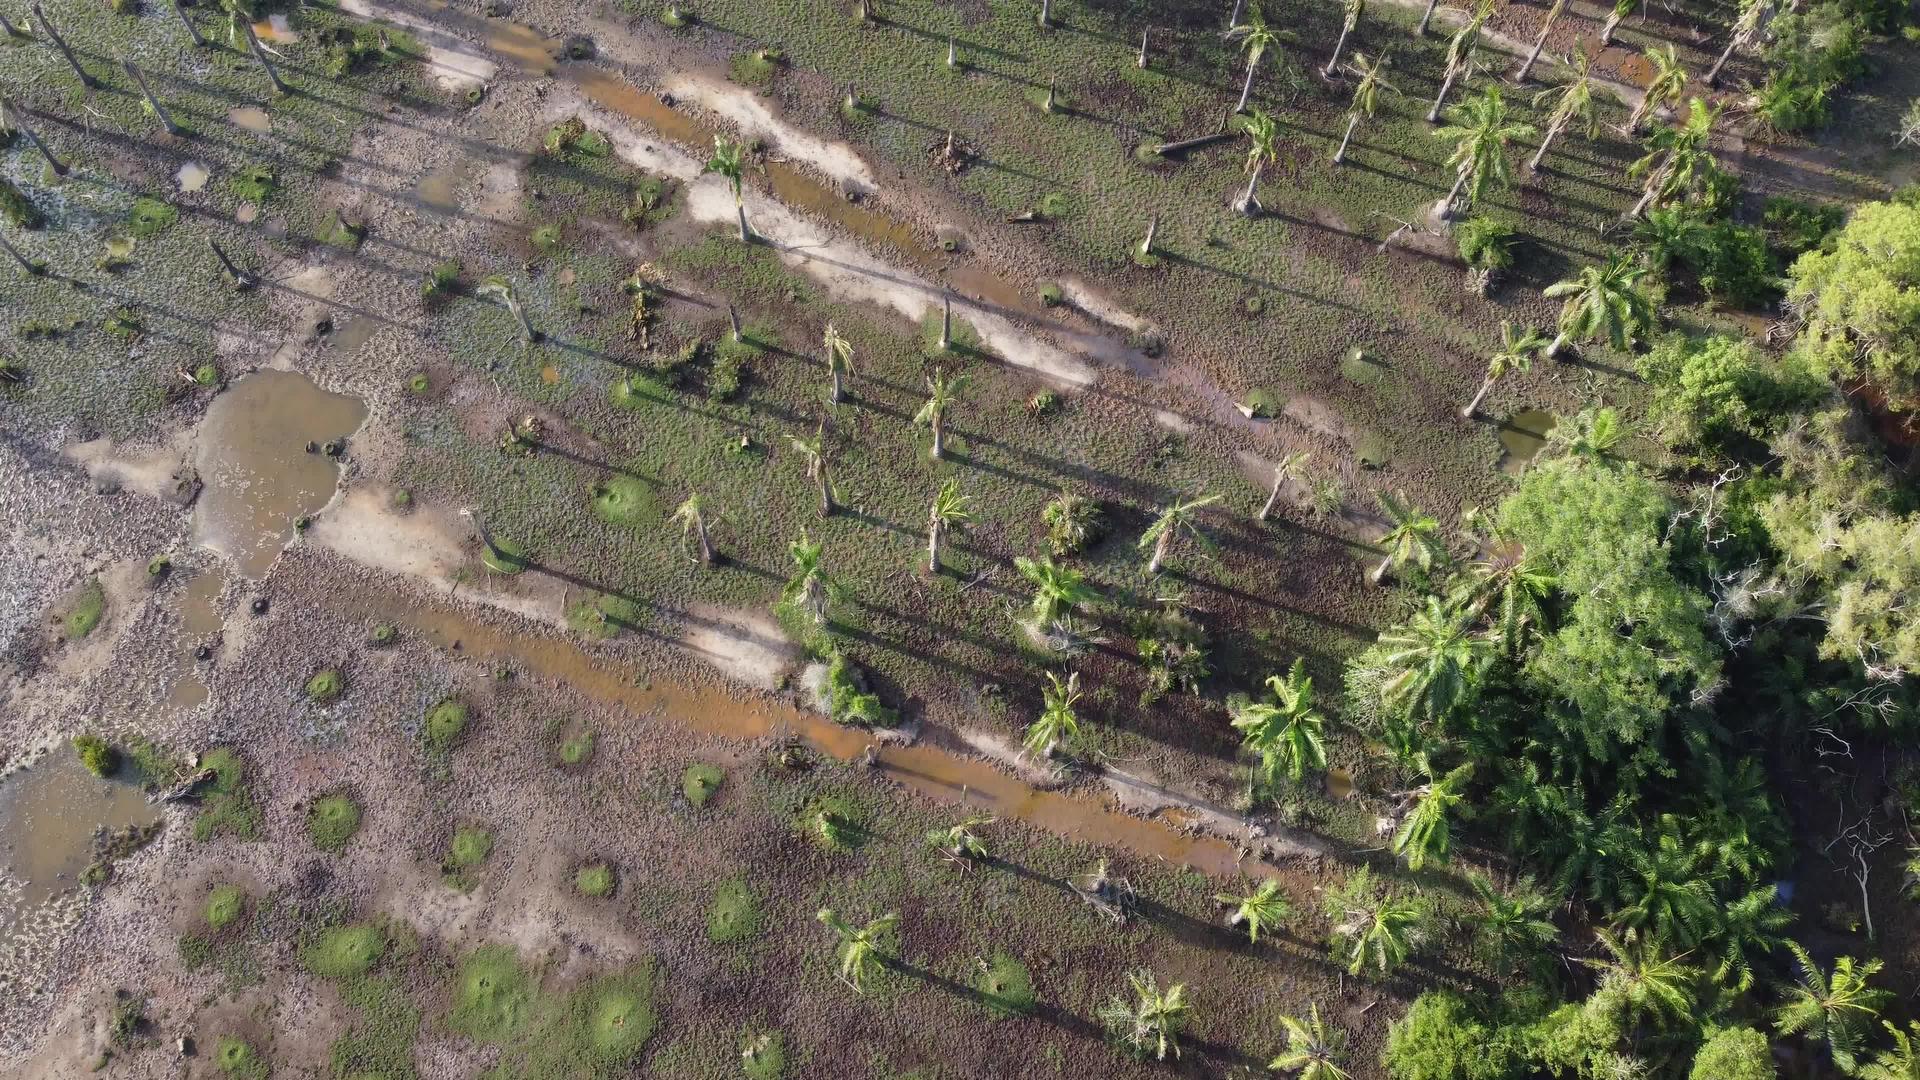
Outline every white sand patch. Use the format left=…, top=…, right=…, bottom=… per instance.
left=1153, top=409, right=1194, bottom=434
left=340, top=0, right=497, bottom=91
left=679, top=605, right=796, bottom=690
left=663, top=72, right=876, bottom=193
left=952, top=727, right=1058, bottom=787
left=62, top=435, right=190, bottom=503
left=1061, top=279, right=1153, bottom=333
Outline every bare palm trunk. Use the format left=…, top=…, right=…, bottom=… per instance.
left=1515, top=14, right=1557, bottom=83
left=930, top=414, right=946, bottom=459
left=1227, top=0, right=1246, bottom=31
left=124, top=61, right=183, bottom=136
left=1147, top=530, right=1171, bottom=574
left=1705, top=27, right=1752, bottom=86
left=1630, top=161, right=1669, bottom=217
left=1038, top=0, right=1051, bottom=27
left=0, top=229, right=42, bottom=274
left=947, top=34, right=958, bottom=67
left=1371, top=554, right=1394, bottom=584
left=816, top=462, right=834, bottom=516
left=1325, top=26, right=1353, bottom=78
left=2, top=101, right=67, bottom=176
left=1236, top=160, right=1264, bottom=215
left=1599, top=6, right=1626, bottom=44
left=1235, top=60, right=1257, bottom=113
left=208, top=238, right=254, bottom=288
left=939, top=292, right=952, bottom=350
left=1442, top=168, right=1469, bottom=219
left=728, top=303, right=742, bottom=342
left=1462, top=375, right=1497, bottom=418
left=736, top=198, right=751, bottom=242
left=503, top=295, right=533, bottom=341
left=0, top=10, right=19, bottom=36
left=927, top=520, right=943, bottom=573
left=1427, top=64, right=1460, bottom=123
left=242, top=18, right=288, bottom=95
left=1042, top=77, right=1056, bottom=113
left=1528, top=115, right=1566, bottom=172
left=33, top=5, right=97, bottom=88
left=830, top=366, right=844, bottom=404
left=1259, top=474, right=1284, bottom=520
left=1137, top=28, right=1149, bottom=68
left=1543, top=331, right=1567, bottom=360
left=692, top=511, right=713, bottom=565
left=1416, top=0, right=1440, bottom=35
left=1140, top=214, right=1158, bottom=255
left=1334, top=113, right=1360, bottom=164
left=172, top=0, right=205, bottom=47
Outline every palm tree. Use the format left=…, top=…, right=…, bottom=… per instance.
left=1628, top=97, right=1721, bottom=218
left=915, top=367, right=969, bottom=459
left=816, top=908, right=898, bottom=993
left=1231, top=658, right=1329, bottom=784
left=1216, top=878, right=1291, bottom=943
left=1024, top=670, right=1081, bottom=757
left=1626, top=44, right=1686, bottom=134
left=781, top=531, right=834, bottom=626
left=1427, top=0, right=1494, bottom=124
left=1583, top=927, right=1698, bottom=1029
left=1467, top=872, right=1559, bottom=969
left=1236, top=109, right=1280, bottom=216
left=1610, top=826, right=1718, bottom=948
left=1370, top=491, right=1443, bottom=585
left=925, top=479, right=972, bottom=574
left=1713, top=884, right=1792, bottom=993
left=1543, top=256, right=1654, bottom=358
left=1448, top=529, right=1552, bottom=650
left=1014, top=555, right=1096, bottom=624
left=1632, top=205, right=1709, bottom=274
left=1325, top=0, right=1365, bottom=79
left=1435, top=86, right=1534, bottom=220
left=1326, top=868, right=1424, bottom=975
left=1376, top=598, right=1488, bottom=722
left=786, top=422, right=836, bottom=517
left=706, top=135, right=751, bottom=241
left=476, top=275, right=534, bottom=343
left=1773, top=943, right=1891, bottom=1073
left=1270, top=1004, right=1350, bottom=1080
left=1333, top=52, right=1395, bottom=165
left=1258, top=451, right=1312, bottom=521
left=1514, top=0, right=1567, bottom=83
left=0, top=99, right=67, bottom=177
left=926, top=814, right=992, bottom=859
left=1229, top=20, right=1284, bottom=114
left=671, top=492, right=714, bottom=566
left=1463, top=321, right=1544, bottom=418
left=821, top=322, right=854, bottom=404
left=1545, top=405, right=1628, bottom=458
left=1860, top=1021, right=1920, bottom=1080
left=1140, top=492, right=1222, bottom=574
left=1706, top=0, right=1772, bottom=87
left=1392, top=762, right=1472, bottom=870
left=1529, top=49, right=1600, bottom=172
left=1098, top=970, right=1191, bottom=1061
left=1598, top=0, right=1637, bottom=45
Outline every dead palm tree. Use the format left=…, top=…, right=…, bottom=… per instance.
left=821, top=322, right=854, bottom=404
left=1140, top=492, right=1222, bottom=574
left=1514, top=0, right=1567, bottom=83
left=1529, top=49, right=1599, bottom=172
left=1625, top=44, right=1686, bottom=133
left=240, top=16, right=288, bottom=94
left=1258, top=451, right=1311, bottom=521
left=0, top=99, right=67, bottom=176
left=476, top=275, right=534, bottom=343
left=672, top=492, right=714, bottom=566
left=787, top=421, right=836, bottom=517
left=1463, top=322, right=1545, bottom=417
left=1706, top=0, right=1772, bottom=86
left=1427, top=0, right=1494, bottom=123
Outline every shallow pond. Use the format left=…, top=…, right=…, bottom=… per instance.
left=1497, top=409, right=1557, bottom=475
left=0, top=752, right=159, bottom=930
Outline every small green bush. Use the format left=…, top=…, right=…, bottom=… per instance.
left=1456, top=216, right=1516, bottom=271
left=126, top=197, right=178, bottom=237
left=194, top=363, right=221, bottom=386
left=63, top=578, right=105, bottom=639
left=305, top=669, right=344, bottom=703
left=214, top=1036, right=267, bottom=1079
left=204, top=884, right=246, bottom=930
left=73, top=734, right=118, bottom=777
left=706, top=879, right=761, bottom=944
left=575, top=863, right=615, bottom=897
left=308, top=793, right=361, bottom=852
left=424, top=699, right=468, bottom=750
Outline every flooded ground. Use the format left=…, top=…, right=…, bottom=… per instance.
left=173, top=162, right=209, bottom=193
left=163, top=566, right=229, bottom=713
left=192, top=371, right=368, bottom=578
left=1497, top=408, right=1557, bottom=474
left=0, top=752, right=158, bottom=928
left=227, top=106, right=272, bottom=134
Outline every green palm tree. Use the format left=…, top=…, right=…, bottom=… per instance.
left=1542, top=256, right=1655, bottom=358
left=926, top=479, right=973, bottom=574
left=1514, top=0, right=1567, bottom=83
left=1326, top=868, right=1424, bottom=976
left=1706, top=0, right=1773, bottom=87
left=821, top=322, right=854, bottom=404
left=1024, top=670, right=1082, bottom=757
left=926, top=814, right=992, bottom=860
left=1014, top=555, right=1096, bottom=625
left=1467, top=872, right=1559, bottom=969
left=1435, top=85, right=1534, bottom=219
left=786, top=422, right=837, bottom=517
left=1325, top=0, right=1365, bottom=78
left=1370, top=491, right=1443, bottom=585
left=1426, top=0, right=1494, bottom=123
left=1393, top=762, right=1472, bottom=870
left=1230, top=658, right=1328, bottom=784
left=1583, top=927, right=1699, bottom=1029
left=816, top=908, right=898, bottom=993
left=1632, top=205, right=1710, bottom=274
left=1598, top=0, right=1637, bottom=45
left=1529, top=49, right=1599, bottom=172
left=1629, top=97, right=1722, bottom=217
left=706, top=135, right=752, bottom=241
left=1610, top=825, right=1718, bottom=948
left=1545, top=405, right=1628, bottom=458
left=1626, top=44, right=1687, bottom=133
left=475, top=274, right=534, bottom=343
left=1773, top=942, right=1891, bottom=1073
left=1463, top=321, right=1545, bottom=418
left=781, top=531, right=834, bottom=626
left=1860, top=1021, right=1920, bottom=1080
left=1140, top=492, right=1221, bottom=575
left=671, top=492, right=714, bottom=566
left=1229, top=19, right=1285, bottom=114
left=1712, top=883, right=1793, bottom=993
left=1216, top=878, right=1292, bottom=943
left=1098, top=970, right=1191, bottom=1061
left=1375, top=598, right=1489, bottom=723
left=1448, top=530, right=1552, bottom=650
left=1237, top=108, right=1281, bottom=216
left=1270, top=1004, right=1350, bottom=1080
left=1333, top=52, right=1395, bottom=165
left=915, top=367, right=970, bottom=459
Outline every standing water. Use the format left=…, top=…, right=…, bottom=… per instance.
left=1497, top=409, right=1558, bottom=475
left=0, top=752, right=159, bottom=933
left=192, top=370, right=368, bottom=577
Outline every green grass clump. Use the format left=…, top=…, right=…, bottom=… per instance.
left=682, top=763, right=724, bottom=807
left=194, top=748, right=262, bottom=842
left=568, top=593, right=644, bottom=639
left=126, top=197, right=178, bottom=237
left=557, top=729, right=594, bottom=766
left=215, top=1036, right=267, bottom=1079
left=304, top=923, right=387, bottom=980
left=801, top=795, right=867, bottom=851
left=443, top=827, right=493, bottom=890
left=729, top=48, right=783, bottom=86
left=423, top=259, right=461, bottom=302
left=0, top=178, right=43, bottom=229
left=706, top=880, right=761, bottom=944
left=308, top=793, right=362, bottom=853
left=564, top=970, right=658, bottom=1069
left=62, top=578, right=104, bottom=639
left=531, top=223, right=563, bottom=255
left=589, top=475, right=658, bottom=529
left=72, top=734, right=118, bottom=777
left=424, top=699, right=469, bottom=750
left=481, top=535, right=529, bottom=575
left=230, top=164, right=276, bottom=202
left=194, top=363, right=221, bottom=386
left=740, top=1031, right=786, bottom=1080
left=447, top=945, right=535, bottom=1043
left=575, top=863, right=615, bottom=897
left=204, top=884, right=247, bottom=931
left=305, top=668, right=344, bottom=703
left=369, top=623, right=396, bottom=646
left=318, top=211, right=366, bottom=251
left=976, top=952, right=1037, bottom=1017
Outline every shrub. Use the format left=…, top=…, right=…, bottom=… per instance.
left=1384, top=991, right=1523, bottom=1080
left=73, top=734, right=118, bottom=777
left=1692, top=223, right=1777, bottom=308
left=1639, top=333, right=1818, bottom=454
left=424, top=699, right=469, bottom=751
left=305, top=669, right=344, bottom=703
left=230, top=164, right=275, bottom=203
left=1042, top=491, right=1103, bottom=556
left=1456, top=217, right=1516, bottom=272
left=1690, top=1026, right=1776, bottom=1080
left=308, top=793, right=361, bottom=852
left=558, top=730, right=593, bottom=766
left=1763, top=196, right=1843, bottom=259
left=204, top=884, right=246, bottom=931
left=575, top=863, right=615, bottom=897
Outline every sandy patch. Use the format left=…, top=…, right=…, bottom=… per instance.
left=678, top=605, right=795, bottom=690
left=341, top=0, right=497, bottom=92
left=663, top=72, right=876, bottom=193
left=62, top=435, right=191, bottom=504
left=952, top=727, right=1059, bottom=787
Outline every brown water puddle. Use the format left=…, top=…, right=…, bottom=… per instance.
left=0, top=753, right=159, bottom=918
left=193, top=370, right=369, bottom=578
left=329, top=316, right=383, bottom=358
left=228, top=106, right=272, bottom=134
left=414, top=160, right=474, bottom=213
left=163, top=567, right=229, bottom=712
left=1497, top=409, right=1556, bottom=475
left=329, top=590, right=1254, bottom=877
left=1324, top=767, right=1354, bottom=800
